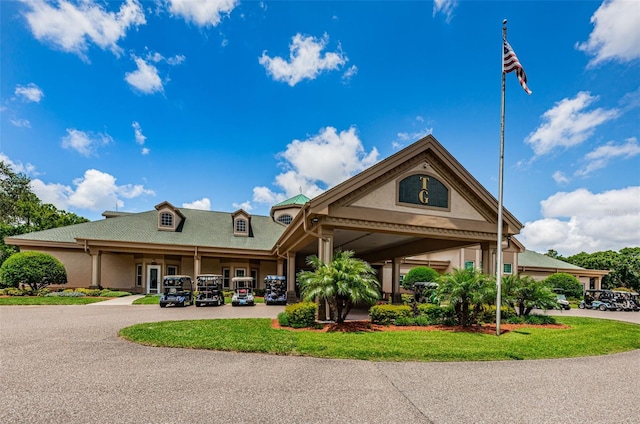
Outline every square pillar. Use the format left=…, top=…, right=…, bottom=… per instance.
left=391, top=258, right=402, bottom=304
left=286, top=252, right=298, bottom=304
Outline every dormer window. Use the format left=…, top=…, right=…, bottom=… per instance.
left=155, top=201, right=185, bottom=232
left=277, top=214, right=293, bottom=225
left=232, top=209, right=251, bottom=237
left=160, top=212, right=173, bottom=227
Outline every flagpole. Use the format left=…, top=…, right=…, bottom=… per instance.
left=496, top=19, right=507, bottom=336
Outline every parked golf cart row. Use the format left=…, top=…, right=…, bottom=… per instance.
left=159, top=274, right=287, bottom=307
left=578, top=289, right=640, bottom=312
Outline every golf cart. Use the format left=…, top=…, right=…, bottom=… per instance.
left=264, top=275, right=287, bottom=305
left=553, top=288, right=571, bottom=310
left=413, top=282, right=439, bottom=304
left=612, top=290, right=640, bottom=312
left=159, top=275, right=193, bottom=307
left=578, top=289, right=619, bottom=311
left=231, top=276, right=255, bottom=306
left=195, top=274, right=225, bottom=307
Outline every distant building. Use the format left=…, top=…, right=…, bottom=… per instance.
left=4, top=135, right=607, bottom=300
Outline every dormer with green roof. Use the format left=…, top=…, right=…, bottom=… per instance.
left=270, top=194, right=310, bottom=226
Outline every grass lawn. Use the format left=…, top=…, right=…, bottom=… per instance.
left=0, top=296, right=108, bottom=305
left=119, top=317, right=640, bottom=361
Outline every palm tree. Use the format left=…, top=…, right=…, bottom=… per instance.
left=437, top=268, right=495, bottom=327
left=297, top=250, right=380, bottom=323
left=502, top=274, right=558, bottom=316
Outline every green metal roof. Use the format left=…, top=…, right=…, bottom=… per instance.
left=518, top=250, right=584, bottom=270
left=273, top=194, right=310, bottom=207
left=8, top=208, right=285, bottom=251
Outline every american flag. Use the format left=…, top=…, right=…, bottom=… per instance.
left=503, top=40, right=532, bottom=95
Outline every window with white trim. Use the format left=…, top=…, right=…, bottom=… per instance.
left=136, top=264, right=142, bottom=287
left=503, top=263, right=513, bottom=274
left=465, top=261, right=475, bottom=270
left=167, top=265, right=177, bottom=275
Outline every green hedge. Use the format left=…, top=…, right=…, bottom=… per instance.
left=369, top=304, right=412, bottom=325
left=283, top=302, right=317, bottom=328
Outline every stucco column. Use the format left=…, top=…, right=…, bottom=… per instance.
left=194, top=254, right=201, bottom=277
left=391, top=258, right=402, bottom=304
left=277, top=259, right=285, bottom=276
left=316, top=227, right=334, bottom=320
left=286, top=252, right=297, bottom=304
left=90, top=250, right=101, bottom=289
left=481, top=242, right=497, bottom=276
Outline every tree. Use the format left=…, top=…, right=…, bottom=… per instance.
left=400, top=266, right=439, bottom=291
left=0, top=251, right=67, bottom=290
left=297, top=250, right=380, bottom=323
left=502, top=274, right=558, bottom=316
left=544, top=273, right=583, bottom=299
left=0, top=161, right=89, bottom=267
left=437, top=268, right=495, bottom=327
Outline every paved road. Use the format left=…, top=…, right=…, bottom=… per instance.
left=1, top=302, right=639, bottom=424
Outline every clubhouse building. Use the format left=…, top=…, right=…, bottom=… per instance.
left=5, top=136, right=607, bottom=300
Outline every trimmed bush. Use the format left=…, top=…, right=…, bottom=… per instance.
left=284, top=302, right=317, bottom=328
left=401, top=266, right=439, bottom=291
left=0, top=251, right=67, bottom=290
left=524, top=314, right=557, bottom=325
left=478, top=305, right=515, bottom=324
left=75, top=288, right=101, bottom=297
left=46, top=291, right=85, bottom=297
left=99, top=290, right=131, bottom=297
left=277, top=312, right=290, bottom=327
left=369, top=304, right=412, bottom=325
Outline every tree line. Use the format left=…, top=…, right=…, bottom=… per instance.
left=0, top=161, right=89, bottom=265
left=546, top=248, right=640, bottom=292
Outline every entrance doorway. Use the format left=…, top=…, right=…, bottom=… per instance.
left=147, top=265, right=161, bottom=294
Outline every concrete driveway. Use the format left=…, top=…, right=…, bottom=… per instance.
left=1, top=302, right=639, bottom=424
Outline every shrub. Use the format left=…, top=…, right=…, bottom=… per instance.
left=524, top=314, right=557, bottom=325
left=544, top=273, right=582, bottom=299
left=401, top=266, right=439, bottom=291
left=506, top=316, right=525, bottom=324
left=400, top=294, right=413, bottom=305
left=46, top=291, right=85, bottom=297
left=254, top=288, right=265, bottom=297
left=0, top=251, right=67, bottom=290
left=478, top=305, right=514, bottom=324
left=369, top=304, right=412, bottom=325
left=284, top=302, right=317, bottom=328
left=76, top=288, right=101, bottom=297
left=277, top=312, right=290, bottom=327
left=4, top=287, right=26, bottom=296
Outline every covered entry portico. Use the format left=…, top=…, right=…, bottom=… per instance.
left=273, top=135, right=523, bottom=310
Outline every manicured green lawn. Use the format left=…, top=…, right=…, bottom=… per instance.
left=119, top=317, right=640, bottom=361
left=0, top=296, right=108, bottom=305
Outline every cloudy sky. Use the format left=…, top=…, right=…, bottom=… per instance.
left=1, top=0, right=638, bottom=256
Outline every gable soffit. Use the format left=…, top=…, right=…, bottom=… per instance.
left=310, top=136, right=522, bottom=234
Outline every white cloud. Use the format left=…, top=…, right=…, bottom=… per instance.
left=433, top=0, right=458, bottom=23
left=575, top=137, right=640, bottom=177
left=342, top=65, right=358, bottom=83
left=31, top=168, right=154, bottom=212
left=259, top=33, right=348, bottom=86
left=519, top=187, right=640, bottom=255
left=14, top=83, right=44, bottom=103
left=22, top=0, right=146, bottom=60
left=166, top=0, right=237, bottom=27
left=232, top=201, right=253, bottom=211
left=576, top=0, right=640, bottom=66
left=132, top=121, right=146, bottom=144
left=252, top=126, right=378, bottom=205
left=145, top=51, right=185, bottom=66
left=0, top=153, right=37, bottom=176
left=61, top=128, right=112, bottom=157
left=393, top=128, right=433, bottom=150
left=10, top=119, right=31, bottom=128
left=141, top=147, right=150, bottom=156
left=125, top=56, right=163, bottom=93
left=525, top=91, right=619, bottom=157
left=552, top=171, right=570, bottom=185
left=183, top=198, right=211, bottom=210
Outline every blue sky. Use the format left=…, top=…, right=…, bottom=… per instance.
left=1, top=0, right=639, bottom=256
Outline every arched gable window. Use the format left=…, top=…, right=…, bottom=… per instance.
left=160, top=212, right=173, bottom=227
left=235, top=218, right=247, bottom=233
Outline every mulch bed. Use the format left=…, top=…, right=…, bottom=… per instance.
left=271, top=319, right=569, bottom=335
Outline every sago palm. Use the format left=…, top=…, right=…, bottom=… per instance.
left=297, top=250, right=380, bottom=323
left=437, top=268, right=495, bottom=326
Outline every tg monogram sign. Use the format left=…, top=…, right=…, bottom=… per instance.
left=398, top=174, right=448, bottom=208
